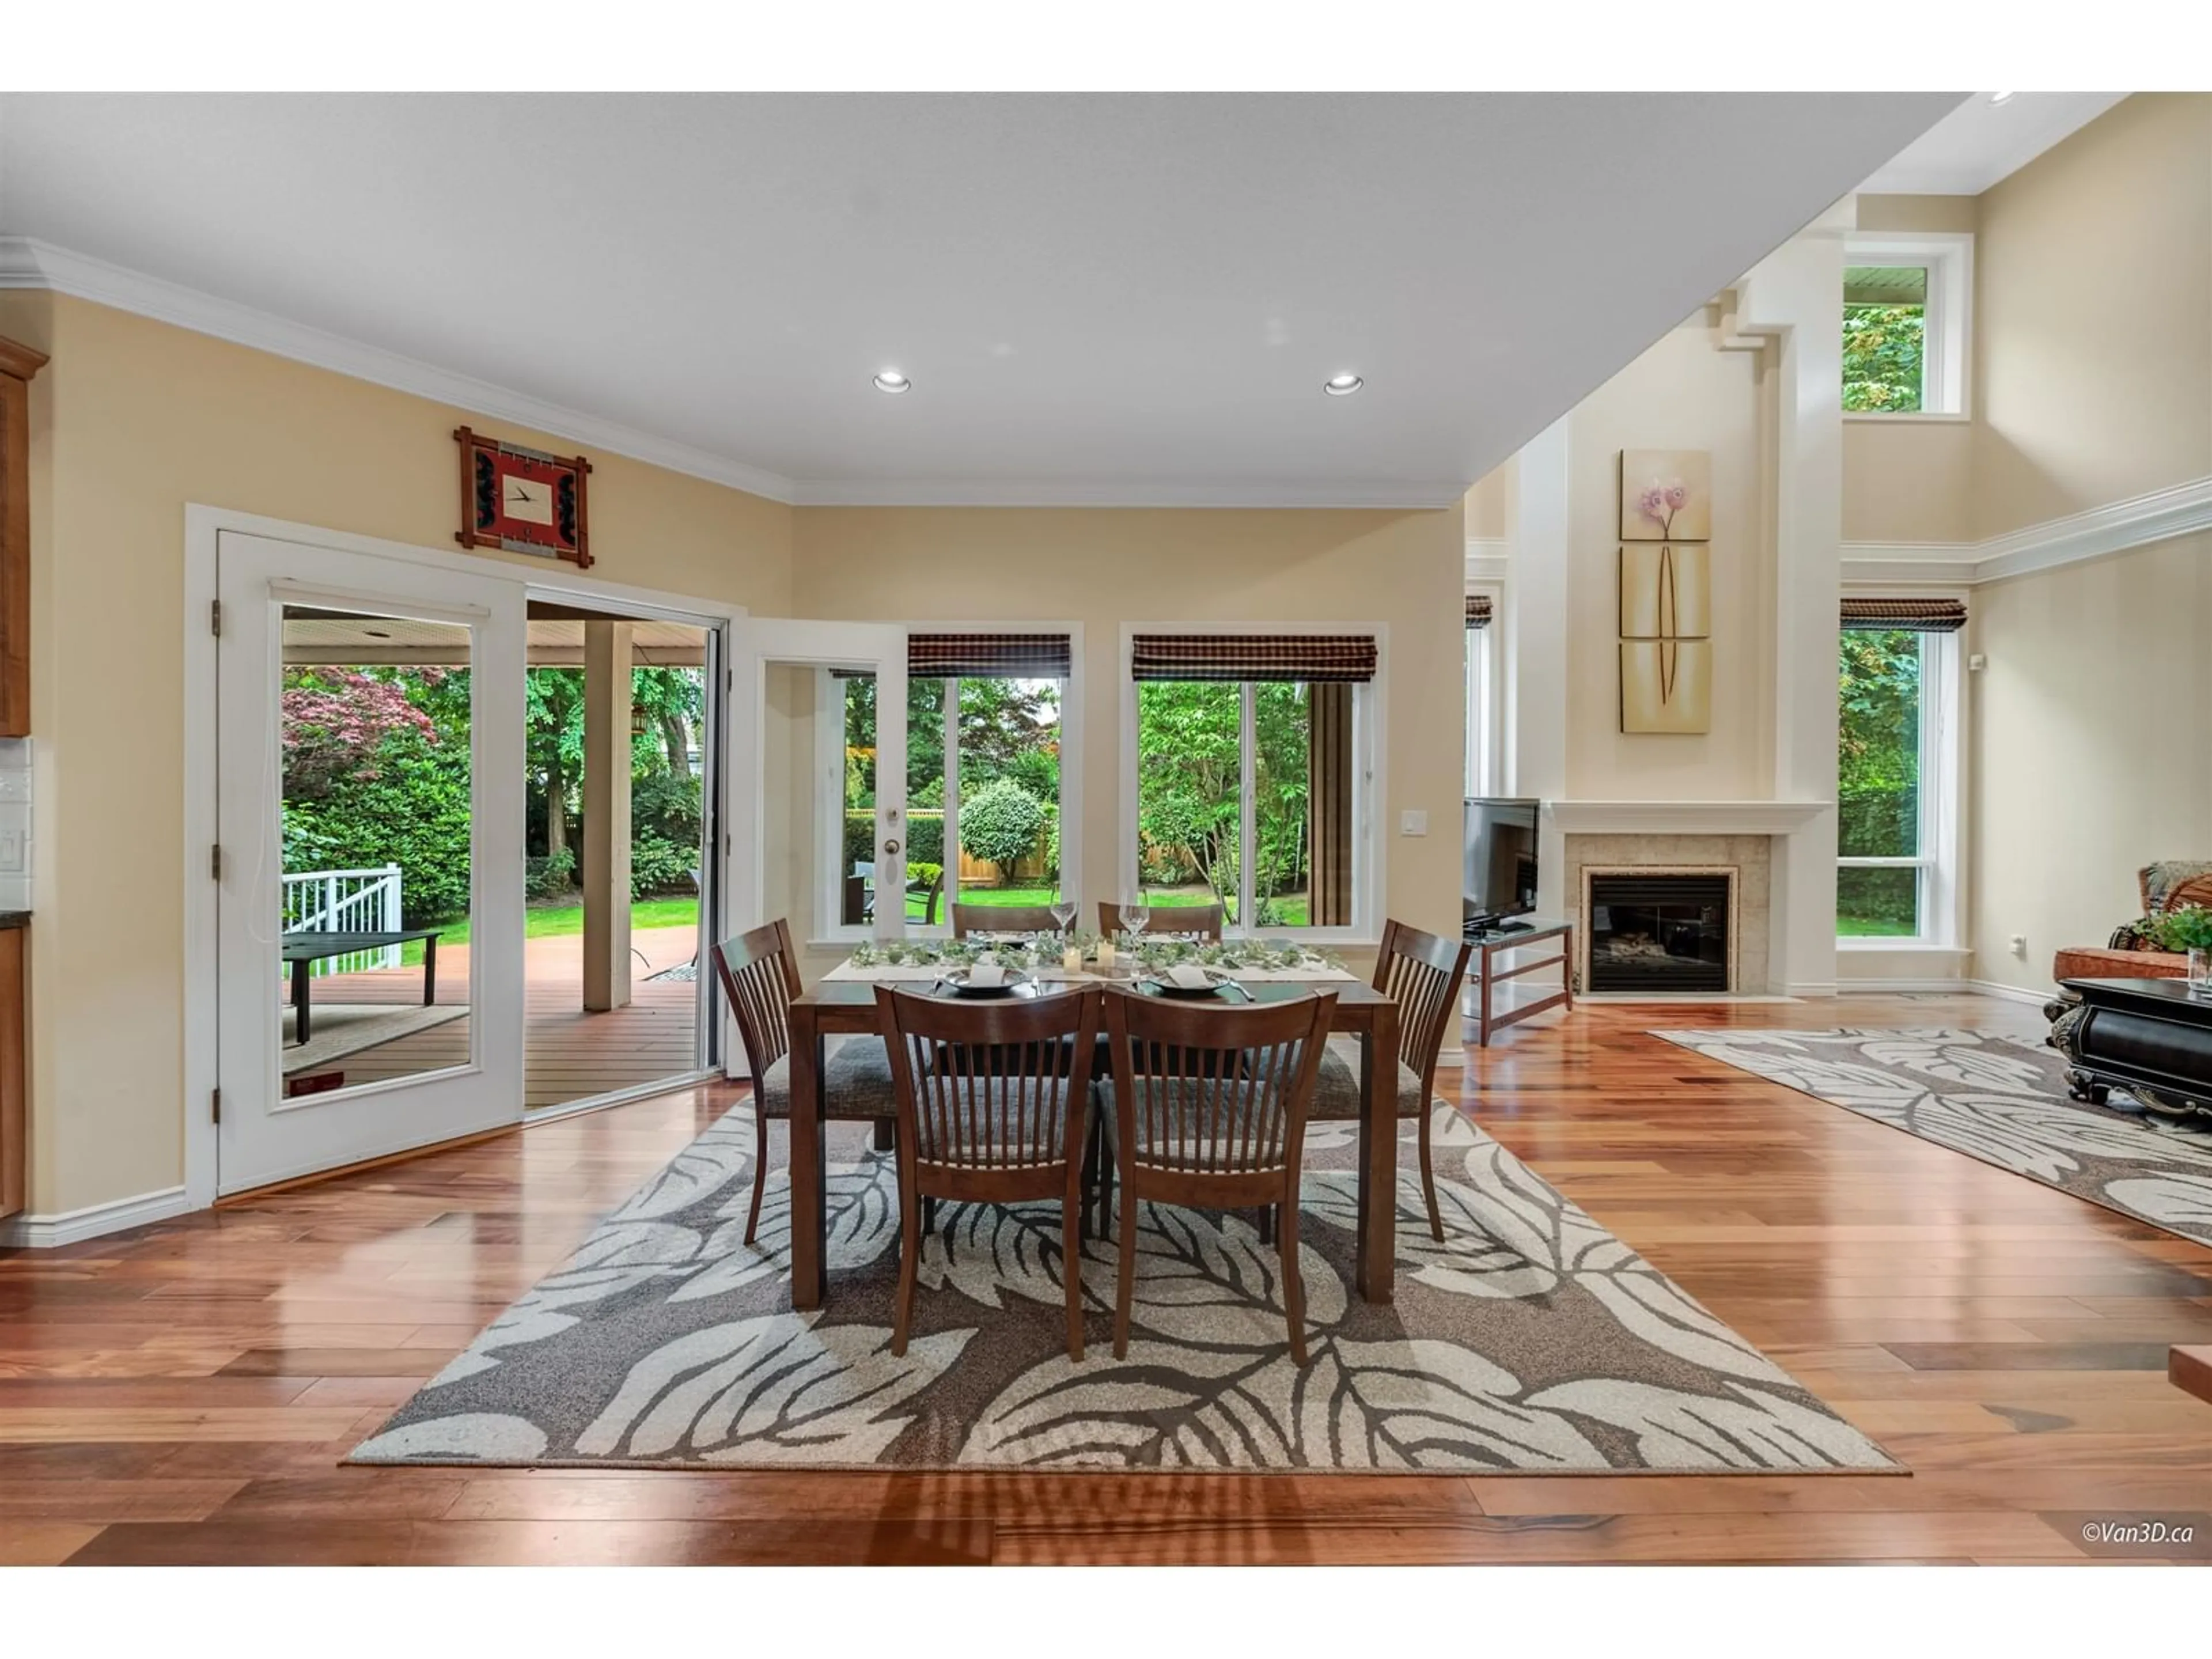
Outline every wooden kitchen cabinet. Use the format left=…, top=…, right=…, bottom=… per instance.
left=1, top=333, right=46, bottom=738
left=1, top=925, right=23, bottom=1220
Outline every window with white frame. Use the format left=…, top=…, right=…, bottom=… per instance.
left=1464, top=590, right=1498, bottom=797
left=1836, top=599, right=1963, bottom=941
left=1124, top=630, right=1377, bottom=935
left=828, top=632, right=1074, bottom=934
left=1843, top=232, right=1972, bottom=417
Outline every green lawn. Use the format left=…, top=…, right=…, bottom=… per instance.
left=400, top=895, right=698, bottom=962
left=1837, top=915, right=1916, bottom=938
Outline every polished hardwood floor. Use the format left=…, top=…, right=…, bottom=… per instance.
left=5, top=991, right=2211, bottom=1565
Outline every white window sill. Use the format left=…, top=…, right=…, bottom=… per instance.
left=1844, top=411, right=1971, bottom=426
left=1835, top=938, right=1969, bottom=956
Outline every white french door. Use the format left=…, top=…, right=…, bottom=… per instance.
left=214, top=531, right=525, bottom=1192
left=728, top=619, right=908, bottom=948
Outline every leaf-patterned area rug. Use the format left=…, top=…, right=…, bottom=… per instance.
left=1656, top=1028, right=2212, bottom=1248
left=350, top=1104, right=1893, bottom=1474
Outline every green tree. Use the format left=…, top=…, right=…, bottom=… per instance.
left=525, top=668, right=585, bottom=862
left=1842, top=304, right=1925, bottom=412
left=1838, top=629, right=1922, bottom=932
left=959, top=777, right=1048, bottom=883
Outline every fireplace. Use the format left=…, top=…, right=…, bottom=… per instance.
left=1584, top=869, right=1734, bottom=993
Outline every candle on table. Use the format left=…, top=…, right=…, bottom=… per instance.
left=1062, top=943, right=1082, bottom=974
left=1097, top=940, right=1115, bottom=969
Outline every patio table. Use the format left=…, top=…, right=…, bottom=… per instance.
left=785, top=958, right=1402, bottom=1309
left=279, top=929, right=444, bottom=1046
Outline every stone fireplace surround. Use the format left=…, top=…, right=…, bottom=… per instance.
left=1568, top=836, right=1766, bottom=993
left=1543, top=802, right=1827, bottom=997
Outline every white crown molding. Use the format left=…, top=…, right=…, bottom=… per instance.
left=786, top=476, right=1471, bottom=509
left=0, top=237, right=804, bottom=505
left=1843, top=476, right=2212, bottom=586
left=0, top=1184, right=192, bottom=1249
left=0, top=236, right=1474, bottom=513
left=1465, top=537, right=1509, bottom=583
left=1546, top=800, right=1829, bottom=836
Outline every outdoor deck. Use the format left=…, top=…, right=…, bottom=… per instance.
left=288, top=925, right=703, bottom=1113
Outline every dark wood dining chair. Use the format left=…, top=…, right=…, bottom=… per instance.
left=1096, top=900, right=1226, bottom=941
left=950, top=902, right=1065, bottom=938
left=1100, top=990, right=1336, bottom=1365
left=711, top=918, right=899, bottom=1245
left=875, top=985, right=1103, bottom=1359
left=1309, top=917, right=1473, bottom=1242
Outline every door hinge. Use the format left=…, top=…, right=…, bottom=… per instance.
left=210, top=1088, right=221, bottom=1125
left=210, top=843, right=222, bottom=881
left=210, top=599, right=222, bottom=637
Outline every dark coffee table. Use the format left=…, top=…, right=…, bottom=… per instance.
left=281, top=929, right=444, bottom=1046
left=2049, top=976, right=2212, bottom=1126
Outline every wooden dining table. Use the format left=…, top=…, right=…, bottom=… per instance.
left=783, top=971, right=1402, bottom=1310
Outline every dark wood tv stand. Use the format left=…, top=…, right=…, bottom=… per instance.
left=1463, top=918, right=1574, bottom=1046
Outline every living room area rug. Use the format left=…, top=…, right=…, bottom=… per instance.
left=1656, top=1027, right=2212, bottom=1248
left=350, top=1103, right=1892, bottom=1475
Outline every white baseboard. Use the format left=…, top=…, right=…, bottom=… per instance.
left=0, top=1185, right=194, bottom=1249
left=1965, top=977, right=2059, bottom=1007
left=1838, top=976, right=1976, bottom=993
left=1782, top=980, right=1838, bottom=998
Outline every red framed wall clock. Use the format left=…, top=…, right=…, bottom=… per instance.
left=454, top=427, right=593, bottom=568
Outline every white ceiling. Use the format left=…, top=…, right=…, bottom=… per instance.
left=1857, top=92, right=2127, bottom=195
left=0, top=92, right=1961, bottom=506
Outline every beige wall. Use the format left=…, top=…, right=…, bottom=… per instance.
left=789, top=506, right=1468, bottom=985
left=1843, top=420, right=1974, bottom=544
left=1840, top=195, right=1978, bottom=546
left=2, top=291, right=794, bottom=1215
left=1974, top=93, right=2212, bottom=537
left=1968, top=534, right=2212, bottom=991
left=3, top=288, right=1467, bottom=1217
left=1465, top=466, right=1509, bottom=541
left=1853, top=194, right=1978, bottom=236
left=1560, top=322, right=1775, bottom=800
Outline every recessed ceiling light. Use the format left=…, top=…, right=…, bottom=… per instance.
left=872, top=369, right=911, bottom=394
left=1989, top=91, right=2016, bottom=105
left=1323, top=373, right=1364, bottom=396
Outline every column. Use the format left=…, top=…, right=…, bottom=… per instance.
left=582, top=620, right=632, bottom=1012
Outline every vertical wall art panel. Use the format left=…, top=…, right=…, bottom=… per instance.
left=1619, top=543, right=1711, bottom=639
left=1620, top=640, right=1713, bottom=733
left=1620, top=450, right=1711, bottom=542
left=1616, top=448, right=1713, bottom=733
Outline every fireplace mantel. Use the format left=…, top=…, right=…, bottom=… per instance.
left=1546, top=801, right=1827, bottom=836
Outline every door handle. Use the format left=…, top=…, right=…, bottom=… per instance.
left=883, top=840, right=901, bottom=856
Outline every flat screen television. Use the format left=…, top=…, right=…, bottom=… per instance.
left=1464, top=798, right=1540, bottom=930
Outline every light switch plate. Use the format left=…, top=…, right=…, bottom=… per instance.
left=1400, top=809, right=1429, bottom=836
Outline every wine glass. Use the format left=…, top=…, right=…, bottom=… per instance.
left=1118, top=891, right=1152, bottom=943
left=1048, top=888, right=1077, bottom=938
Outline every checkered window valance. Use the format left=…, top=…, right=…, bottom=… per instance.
left=1840, top=597, right=1967, bottom=633
left=1464, top=594, right=1493, bottom=630
left=1130, top=633, right=1378, bottom=684
left=908, top=632, right=1072, bottom=679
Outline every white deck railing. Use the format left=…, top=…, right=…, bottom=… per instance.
left=283, top=863, right=405, bottom=974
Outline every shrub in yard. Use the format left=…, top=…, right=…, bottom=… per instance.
left=846, top=808, right=944, bottom=870
left=281, top=730, right=472, bottom=925
left=630, top=836, right=698, bottom=900
left=960, top=779, right=1048, bottom=883
left=526, top=846, right=576, bottom=901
